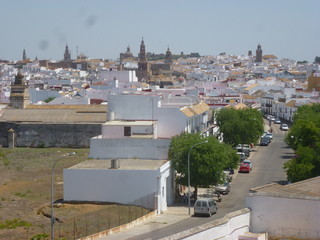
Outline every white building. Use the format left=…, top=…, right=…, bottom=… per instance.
left=97, top=70, right=137, bottom=83
left=64, top=93, right=211, bottom=213
left=247, top=176, right=320, bottom=238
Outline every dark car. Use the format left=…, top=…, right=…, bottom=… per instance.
left=260, top=137, right=270, bottom=146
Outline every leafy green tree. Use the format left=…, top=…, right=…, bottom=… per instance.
left=284, top=104, right=320, bottom=182
left=169, top=133, right=239, bottom=198
left=215, top=107, right=264, bottom=146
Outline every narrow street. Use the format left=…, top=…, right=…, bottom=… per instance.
left=130, top=124, right=293, bottom=239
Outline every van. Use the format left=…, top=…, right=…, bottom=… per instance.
left=194, top=198, right=218, bottom=217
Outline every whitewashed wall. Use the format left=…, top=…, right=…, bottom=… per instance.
left=158, top=161, right=174, bottom=212
left=166, top=208, right=250, bottom=240
left=63, top=161, right=174, bottom=213
left=155, top=107, right=186, bottom=138
left=101, top=125, right=154, bottom=139
left=247, top=195, right=320, bottom=238
left=89, top=138, right=171, bottom=160
left=98, top=70, right=137, bottom=83
left=108, top=94, right=159, bottom=121
left=64, top=168, right=157, bottom=203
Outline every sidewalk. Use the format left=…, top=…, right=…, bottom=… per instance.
left=97, top=204, right=190, bottom=240
left=95, top=134, right=264, bottom=240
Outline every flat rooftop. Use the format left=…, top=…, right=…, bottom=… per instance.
left=68, top=159, right=168, bottom=170
left=249, top=176, right=320, bottom=200
left=103, top=120, right=156, bottom=126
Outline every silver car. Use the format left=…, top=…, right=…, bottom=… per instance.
left=194, top=198, right=218, bottom=217
left=215, top=182, right=230, bottom=195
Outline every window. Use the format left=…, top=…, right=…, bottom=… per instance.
left=124, top=126, right=131, bottom=136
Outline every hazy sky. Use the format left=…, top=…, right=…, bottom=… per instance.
left=0, top=0, right=319, bottom=62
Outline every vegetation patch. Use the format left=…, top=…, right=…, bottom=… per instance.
left=0, top=218, right=32, bottom=229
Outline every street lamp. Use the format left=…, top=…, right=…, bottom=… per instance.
left=51, top=152, right=76, bottom=240
left=187, top=140, right=208, bottom=215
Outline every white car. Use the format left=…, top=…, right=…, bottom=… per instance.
left=280, top=124, right=289, bottom=131
left=274, top=118, right=281, bottom=124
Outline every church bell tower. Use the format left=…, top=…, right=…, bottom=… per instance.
left=137, top=38, right=149, bottom=82
left=255, top=43, right=263, bottom=63
left=9, top=71, right=29, bottom=109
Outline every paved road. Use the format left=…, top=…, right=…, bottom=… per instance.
left=129, top=124, right=293, bottom=239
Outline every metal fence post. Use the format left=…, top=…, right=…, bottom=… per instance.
left=86, top=214, right=88, bottom=237
left=108, top=210, right=111, bottom=229
left=118, top=205, right=121, bottom=226
left=73, top=219, right=76, bottom=240
left=128, top=205, right=131, bottom=223
left=58, top=221, right=61, bottom=238
left=97, top=212, right=100, bottom=232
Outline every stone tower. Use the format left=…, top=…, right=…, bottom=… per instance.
left=164, top=47, right=173, bottom=65
left=255, top=43, right=263, bottom=63
left=9, top=71, right=30, bottom=109
left=64, top=44, right=71, bottom=62
left=137, top=38, right=149, bottom=82
left=23, top=49, right=26, bottom=61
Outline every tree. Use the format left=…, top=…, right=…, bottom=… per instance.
left=168, top=133, right=239, bottom=198
left=215, top=107, right=264, bottom=146
left=314, top=56, right=320, bottom=64
left=284, top=104, right=320, bottom=182
left=44, top=97, right=55, bottom=103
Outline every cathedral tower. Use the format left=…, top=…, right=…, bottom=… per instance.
left=64, top=44, right=71, bottom=62
left=164, top=47, right=173, bottom=65
left=255, top=43, right=263, bottom=63
left=137, top=38, right=149, bottom=82
left=22, top=49, right=26, bottom=61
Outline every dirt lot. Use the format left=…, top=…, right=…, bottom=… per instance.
left=0, top=148, right=149, bottom=240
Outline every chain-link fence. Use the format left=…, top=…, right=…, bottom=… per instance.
left=25, top=192, right=156, bottom=240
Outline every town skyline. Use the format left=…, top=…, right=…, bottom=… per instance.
left=0, top=0, right=319, bottom=62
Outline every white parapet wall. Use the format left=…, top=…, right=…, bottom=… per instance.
left=164, top=208, right=250, bottom=240
left=247, top=194, right=320, bottom=238
left=89, top=138, right=171, bottom=160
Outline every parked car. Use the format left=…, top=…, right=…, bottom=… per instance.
left=260, top=137, right=270, bottom=146
left=236, top=152, right=246, bottom=162
left=274, top=118, right=281, bottom=124
left=280, top=123, right=289, bottom=131
left=236, top=144, right=252, bottom=152
left=263, top=132, right=273, bottom=141
left=215, top=182, right=230, bottom=195
left=238, top=163, right=250, bottom=173
left=194, top=198, right=218, bottom=217
left=266, top=115, right=273, bottom=120
left=237, top=147, right=250, bottom=157
left=223, top=169, right=233, bottom=182
left=242, top=159, right=253, bottom=170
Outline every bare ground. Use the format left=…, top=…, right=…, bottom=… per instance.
left=0, top=148, right=147, bottom=240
